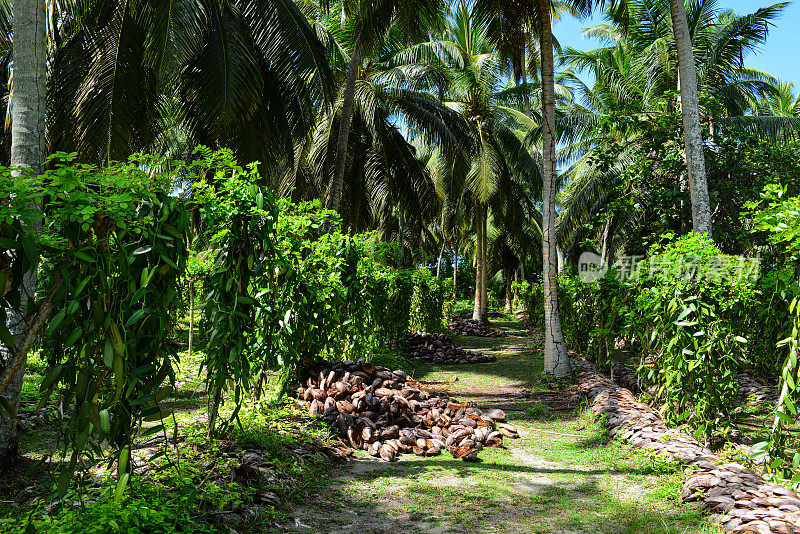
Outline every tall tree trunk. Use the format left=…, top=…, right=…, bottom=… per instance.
left=539, top=0, right=570, bottom=378
left=397, top=206, right=406, bottom=267
left=436, top=210, right=446, bottom=278
left=326, top=36, right=363, bottom=214
left=436, top=243, right=445, bottom=278
left=472, top=201, right=484, bottom=322
left=556, top=244, right=564, bottom=275
left=504, top=266, right=513, bottom=314
left=676, top=71, right=690, bottom=234
left=0, top=0, right=47, bottom=462
left=668, top=0, right=712, bottom=236
left=480, top=205, right=488, bottom=320
left=452, top=247, right=458, bottom=300
left=513, top=266, right=521, bottom=309
left=601, top=216, right=613, bottom=268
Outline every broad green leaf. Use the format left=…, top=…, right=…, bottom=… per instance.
left=40, top=365, right=63, bottom=391
left=115, top=473, right=130, bottom=502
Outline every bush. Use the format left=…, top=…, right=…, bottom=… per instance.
left=0, top=148, right=456, bottom=493
left=514, top=280, right=543, bottom=331
left=748, top=186, right=800, bottom=481
left=410, top=270, right=452, bottom=333
left=3, top=486, right=214, bottom=533
left=2, top=153, right=190, bottom=494
left=631, top=234, right=755, bottom=439
left=552, top=234, right=757, bottom=441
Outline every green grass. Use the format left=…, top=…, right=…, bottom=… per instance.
left=282, top=409, right=721, bottom=533
left=280, top=314, right=723, bottom=534
left=5, top=313, right=724, bottom=533
left=3, top=400, right=340, bottom=534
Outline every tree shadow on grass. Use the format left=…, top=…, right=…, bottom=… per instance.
left=397, top=315, right=572, bottom=402
left=337, top=453, right=673, bottom=483
left=281, top=452, right=714, bottom=534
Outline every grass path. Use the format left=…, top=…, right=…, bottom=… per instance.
left=279, top=315, right=722, bottom=534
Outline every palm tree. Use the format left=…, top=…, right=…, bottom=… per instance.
left=40, top=0, right=334, bottom=167
left=485, top=210, right=542, bottom=314
left=750, top=80, right=800, bottom=118
left=0, top=0, right=335, bottom=460
left=535, top=0, right=572, bottom=375
left=475, top=0, right=596, bottom=376
left=556, top=0, right=791, bottom=262
left=283, top=4, right=473, bottom=249
left=668, top=0, right=710, bottom=235
left=323, top=0, right=448, bottom=214
left=417, top=2, right=541, bottom=323
left=0, top=0, right=46, bottom=462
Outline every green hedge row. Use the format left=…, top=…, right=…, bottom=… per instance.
left=0, top=149, right=453, bottom=494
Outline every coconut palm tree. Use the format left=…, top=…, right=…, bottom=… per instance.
left=415, top=2, right=541, bottom=323
left=671, top=0, right=717, bottom=236
left=282, top=4, right=474, bottom=250
left=322, top=0, right=448, bottom=214
left=36, top=0, right=334, bottom=167
left=0, top=0, right=335, bottom=460
left=556, top=0, right=791, bottom=262
left=474, top=0, right=606, bottom=376
left=750, top=80, right=800, bottom=119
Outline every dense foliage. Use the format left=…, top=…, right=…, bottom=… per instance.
left=6, top=0, right=800, bottom=525
left=0, top=149, right=453, bottom=497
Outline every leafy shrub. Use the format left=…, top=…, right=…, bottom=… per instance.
left=554, top=234, right=757, bottom=441
left=632, top=234, right=755, bottom=439
left=3, top=484, right=214, bottom=534
left=1, top=148, right=455, bottom=494
left=514, top=280, right=543, bottom=331
left=748, top=186, right=800, bottom=481
left=2, top=153, right=189, bottom=494
left=410, top=270, right=452, bottom=333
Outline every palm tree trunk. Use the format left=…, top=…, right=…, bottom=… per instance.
left=472, top=201, right=484, bottom=321
left=601, top=216, right=613, bottom=267
left=668, top=0, right=712, bottom=236
left=436, top=243, right=445, bottom=278
left=480, top=205, right=488, bottom=320
left=504, top=267, right=513, bottom=314
left=452, top=247, right=458, bottom=300
left=539, top=0, right=570, bottom=378
left=0, top=0, right=46, bottom=462
left=327, top=36, right=363, bottom=214
left=556, top=244, right=564, bottom=275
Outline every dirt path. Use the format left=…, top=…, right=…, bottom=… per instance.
left=277, top=316, right=722, bottom=534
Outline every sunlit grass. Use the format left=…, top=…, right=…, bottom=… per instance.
left=278, top=314, right=722, bottom=534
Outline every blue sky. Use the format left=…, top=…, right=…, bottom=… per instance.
left=552, top=0, right=800, bottom=85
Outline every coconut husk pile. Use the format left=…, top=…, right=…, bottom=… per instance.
left=395, top=332, right=497, bottom=364
left=611, top=363, right=639, bottom=393
left=736, top=373, right=779, bottom=406
left=444, top=319, right=506, bottom=338
left=572, top=353, right=800, bottom=534
left=295, top=359, right=519, bottom=462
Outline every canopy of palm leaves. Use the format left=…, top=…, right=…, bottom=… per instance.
left=554, top=0, right=798, bottom=263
